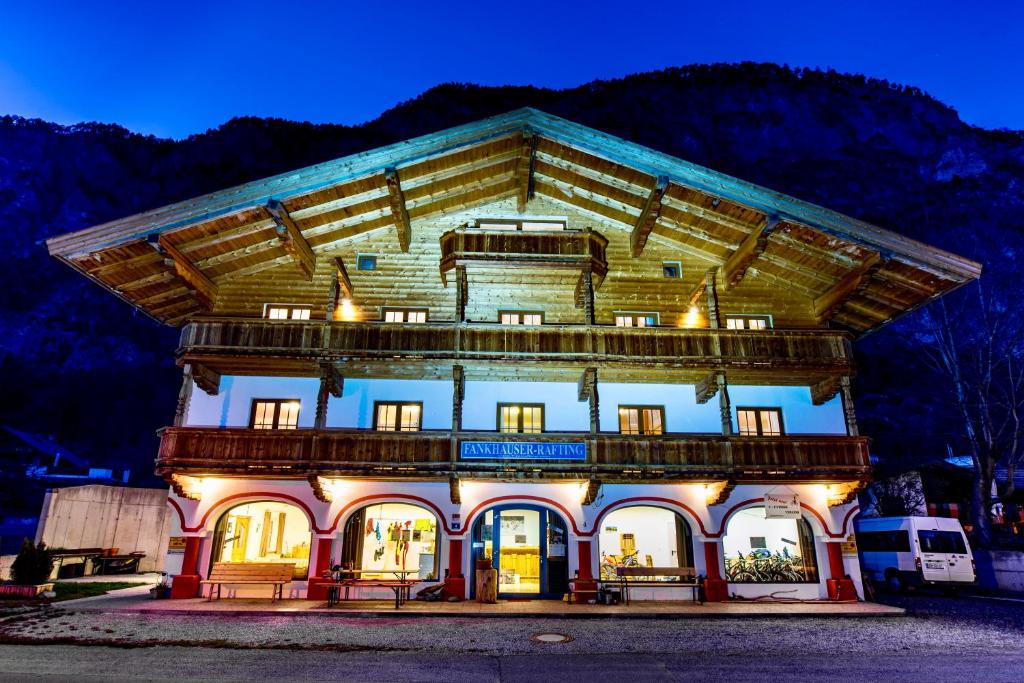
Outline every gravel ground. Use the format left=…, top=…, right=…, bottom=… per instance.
left=1, top=594, right=1023, bottom=656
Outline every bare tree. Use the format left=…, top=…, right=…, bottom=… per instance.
left=920, top=283, right=1024, bottom=547
left=869, top=472, right=928, bottom=517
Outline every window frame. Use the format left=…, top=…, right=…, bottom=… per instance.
left=735, top=407, right=785, bottom=436
left=248, top=398, right=302, bottom=430
left=263, top=304, right=313, bottom=320
left=662, top=261, right=682, bottom=278
left=496, top=403, right=546, bottom=434
left=614, top=311, right=660, bottom=328
left=473, top=218, right=567, bottom=232
left=372, top=401, right=424, bottom=432
left=356, top=254, right=377, bottom=271
left=498, top=310, right=545, bottom=325
left=617, top=405, right=667, bottom=435
left=725, top=314, right=773, bottom=330
left=381, top=307, right=429, bottom=323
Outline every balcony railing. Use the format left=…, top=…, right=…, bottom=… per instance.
left=156, top=427, right=870, bottom=481
left=178, top=319, right=854, bottom=374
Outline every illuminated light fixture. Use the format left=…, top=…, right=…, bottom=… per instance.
left=681, top=305, right=703, bottom=329
left=824, top=481, right=865, bottom=507
left=701, top=480, right=734, bottom=506
left=337, top=297, right=358, bottom=322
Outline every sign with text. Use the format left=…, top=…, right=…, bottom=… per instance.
left=459, top=441, right=587, bottom=461
left=764, top=493, right=801, bottom=519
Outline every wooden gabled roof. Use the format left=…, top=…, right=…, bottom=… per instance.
left=46, top=108, right=981, bottom=333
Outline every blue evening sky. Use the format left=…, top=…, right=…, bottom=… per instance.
left=0, top=1, right=1020, bottom=138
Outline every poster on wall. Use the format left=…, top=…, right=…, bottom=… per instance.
left=764, top=493, right=801, bottom=519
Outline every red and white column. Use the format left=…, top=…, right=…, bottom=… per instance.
left=170, top=535, right=204, bottom=599
left=573, top=539, right=598, bottom=603
left=442, top=538, right=466, bottom=600
left=702, top=540, right=729, bottom=602
left=825, top=542, right=857, bottom=601
left=306, top=536, right=335, bottom=600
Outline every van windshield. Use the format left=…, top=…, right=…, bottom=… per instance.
left=917, top=530, right=967, bottom=554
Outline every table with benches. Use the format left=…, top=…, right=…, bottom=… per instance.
left=325, top=569, right=419, bottom=610
left=201, top=562, right=295, bottom=601
left=571, top=567, right=702, bottom=604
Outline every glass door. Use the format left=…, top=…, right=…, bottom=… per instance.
left=471, top=505, right=570, bottom=599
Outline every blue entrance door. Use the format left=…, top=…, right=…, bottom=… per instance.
left=471, top=505, right=569, bottom=599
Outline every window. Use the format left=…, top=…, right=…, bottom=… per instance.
left=618, top=406, right=665, bottom=435
left=264, top=304, right=312, bottom=320
left=474, top=218, right=566, bottom=232
left=500, top=310, right=544, bottom=325
left=211, top=501, right=311, bottom=579
left=374, top=402, right=422, bottom=432
left=614, top=312, right=659, bottom=328
left=736, top=407, right=784, bottom=436
left=917, top=530, right=968, bottom=554
left=723, top=506, right=819, bottom=583
left=356, top=254, right=377, bottom=271
left=498, top=403, right=544, bottom=433
left=857, top=530, right=911, bottom=553
left=726, top=315, right=772, bottom=330
left=382, top=308, right=428, bottom=323
left=662, top=261, right=682, bottom=278
left=598, top=506, right=694, bottom=580
left=249, top=399, right=301, bottom=430
left=340, top=503, right=440, bottom=581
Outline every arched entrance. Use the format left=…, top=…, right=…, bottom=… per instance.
left=722, top=505, right=819, bottom=583
left=597, top=505, right=695, bottom=579
left=210, top=500, right=312, bottom=579
left=339, top=502, right=441, bottom=581
left=471, top=504, right=569, bottom=599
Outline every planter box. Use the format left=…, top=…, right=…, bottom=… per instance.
left=0, top=583, right=54, bottom=598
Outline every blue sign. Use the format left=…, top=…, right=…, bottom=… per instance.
left=459, top=441, right=587, bottom=461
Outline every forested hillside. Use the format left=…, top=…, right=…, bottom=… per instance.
left=2, top=63, right=1022, bottom=483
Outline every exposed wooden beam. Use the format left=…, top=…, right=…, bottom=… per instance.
left=334, top=257, right=354, bottom=299
left=578, top=367, right=599, bottom=434
left=704, top=480, right=735, bottom=506
left=695, top=371, right=719, bottom=404
left=722, top=216, right=780, bottom=290
left=308, top=475, right=333, bottom=503
left=630, top=175, right=669, bottom=257
left=810, top=376, right=842, bottom=406
left=191, top=363, right=221, bottom=395
left=515, top=132, right=538, bottom=213
left=449, top=476, right=461, bottom=505
left=157, top=235, right=218, bottom=309
left=384, top=167, right=412, bottom=252
left=813, top=252, right=883, bottom=323
left=266, top=199, right=316, bottom=280
left=826, top=480, right=866, bottom=507
left=582, top=478, right=602, bottom=506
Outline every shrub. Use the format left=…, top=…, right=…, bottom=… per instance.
left=11, top=539, right=54, bottom=585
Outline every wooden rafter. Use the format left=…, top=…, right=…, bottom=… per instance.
left=630, top=175, right=669, bottom=257
left=812, top=252, right=883, bottom=323
left=266, top=199, right=316, bottom=280
left=384, top=167, right=412, bottom=252
left=157, top=236, right=218, bottom=309
left=515, top=131, right=538, bottom=213
left=722, top=216, right=780, bottom=290
left=334, top=257, right=354, bottom=299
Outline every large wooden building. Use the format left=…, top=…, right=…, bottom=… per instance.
left=48, top=109, right=981, bottom=602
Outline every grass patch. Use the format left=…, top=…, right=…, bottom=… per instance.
left=52, top=582, right=146, bottom=601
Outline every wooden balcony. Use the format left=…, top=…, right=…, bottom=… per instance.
left=156, top=427, right=870, bottom=482
left=177, top=319, right=854, bottom=382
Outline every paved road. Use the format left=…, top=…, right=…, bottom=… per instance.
left=0, top=594, right=1022, bottom=681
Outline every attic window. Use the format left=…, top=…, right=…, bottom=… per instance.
left=356, top=254, right=377, bottom=271
left=474, top=218, right=565, bottom=231
left=663, top=261, right=682, bottom=278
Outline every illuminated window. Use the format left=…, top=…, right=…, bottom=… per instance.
left=725, top=315, right=772, bottom=330
left=264, top=304, right=312, bottom=320
left=598, top=506, right=694, bottom=580
left=499, top=310, right=543, bottom=325
left=340, top=503, right=440, bottom=581
left=662, top=261, right=682, bottom=278
left=736, top=407, right=783, bottom=436
left=382, top=308, right=428, bottom=323
left=211, top=501, right=312, bottom=579
left=614, top=313, right=659, bottom=328
left=356, top=254, right=377, bottom=271
left=498, top=403, right=544, bottom=433
left=249, top=399, right=301, bottom=430
left=374, top=402, right=422, bottom=432
left=723, top=506, right=818, bottom=583
left=618, top=406, right=665, bottom=435
left=475, top=218, right=565, bottom=231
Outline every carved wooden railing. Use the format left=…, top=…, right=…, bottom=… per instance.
left=178, top=319, right=854, bottom=371
left=156, top=427, right=870, bottom=479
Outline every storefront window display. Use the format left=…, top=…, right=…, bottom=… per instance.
left=341, top=503, right=439, bottom=580
left=598, top=506, right=694, bottom=580
left=211, top=501, right=311, bottom=579
left=722, top=506, right=819, bottom=583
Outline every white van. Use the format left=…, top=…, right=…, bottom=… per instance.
left=855, top=516, right=976, bottom=591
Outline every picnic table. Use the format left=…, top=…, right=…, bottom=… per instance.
left=325, top=569, right=420, bottom=609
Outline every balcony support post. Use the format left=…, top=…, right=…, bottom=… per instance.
left=716, top=372, right=733, bottom=436
left=840, top=376, right=859, bottom=437
left=575, top=268, right=596, bottom=325
left=704, top=267, right=721, bottom=329
left=455, top=266, right=468, bottom=323
left=315, top=363, right=343, bottom=430
left=173, top=365, right=194, bottom=427
left=578, top=367, right=599, bottom=434
left=452, top=365, right=465, bottom=432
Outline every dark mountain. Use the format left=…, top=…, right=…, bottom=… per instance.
left=2, top=63, right=1022, bottom=486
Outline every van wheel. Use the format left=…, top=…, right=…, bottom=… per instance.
left=885, top=570, right=904, bottom=593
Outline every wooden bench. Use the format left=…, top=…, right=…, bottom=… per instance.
left=201, top=562, right=295, bottom=601
left=326, top=579, right=416, bottom=609
left=613, top=567, right=702, bottom=605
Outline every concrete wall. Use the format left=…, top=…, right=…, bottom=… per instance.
left=974, top=550, right=1024, bottom=593
left=35, top=485, right=173, bottom=572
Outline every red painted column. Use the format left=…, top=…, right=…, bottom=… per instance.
left=572, top=539, right=598, bottom=603
left=306, top=537, right=335, bottom=601
left=170, top=536, right=203, bottom=599
left=702, top=540, right=728, bottom=602
left=443, top=538, right=465, bottom=600
left=825, top=542, right=857, bottom=601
